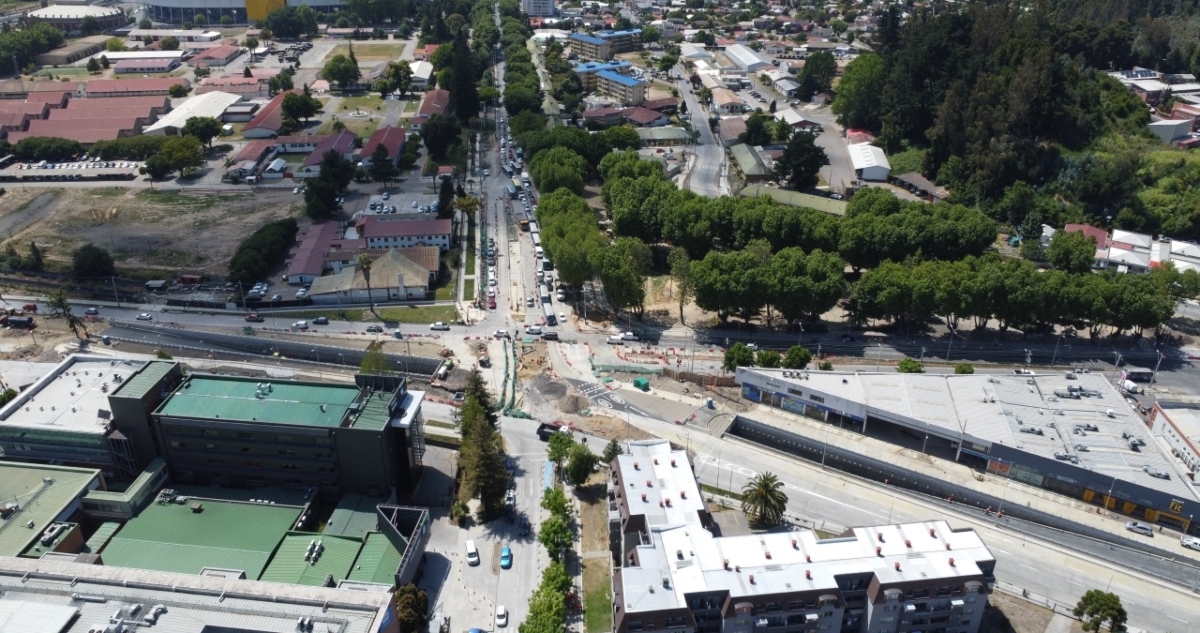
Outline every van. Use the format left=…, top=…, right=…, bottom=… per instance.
left=535, top=246, right=544, bottom=259
left=526, top=325, right=543, bottom=335
left=542, top=331, right=559, bottom=341
left=465, top=540, right=480, bottom=565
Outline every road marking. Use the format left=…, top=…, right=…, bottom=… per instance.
left=1167, top=615, right=1187, bottom=623
left=991, top=548, right=1011, bottom=556
left=1065, top=579, right=1084, bottom=587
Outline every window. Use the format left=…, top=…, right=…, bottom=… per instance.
left=278, top=449, right=296, bottom=456
left=629, top=621, right=643, bottom=631
left=202, top=429, right=218, bottom=437
left=170, top=441, right=186, bottom=448
left=245, top=460, right=262, bottom=468
left=788, top=388, right=804, bottom=396
left=209, top=459, right=225, bottom=465
left=913, top=589, right=929, bottom=599
left=242, top=447, right=255, bottom=453
left=167, top=426, right=185, bottom=434
left=788, top=602, right=804, bottom=611
left=238, top=432, right=255, bottom=439
left=809, top=395, right=825, bottom=403
left=665, top=618, right=684, bottom=627
left=205, top=443, right=216, bottom=450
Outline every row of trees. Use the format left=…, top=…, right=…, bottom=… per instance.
left=690, top=242, right=846, bottom=324
left=546, top=423, right=600, bottom=486
left=722, top=344, right=814, bottom=372
left=536, top=486, right=572, bottom=562
left=454, top=370, right=509, bottom=521
left=227, top=218, right=298, bottom=285
left=500, top=17, right=543, bottom=116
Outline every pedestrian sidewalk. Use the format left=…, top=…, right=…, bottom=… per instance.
left=743, top=404, right=1200, bottom=565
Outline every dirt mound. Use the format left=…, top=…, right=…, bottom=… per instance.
left=530, top=372, right=568, bottom=398
left=558, top=393, right=590, bottom=414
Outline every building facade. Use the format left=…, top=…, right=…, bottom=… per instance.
left=609, top=440, right=996, bottom=633
left=596, top=70, right=646, bottom=105
left=522, top=0, right=555, bottom=17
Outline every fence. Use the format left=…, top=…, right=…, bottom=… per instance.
left=662, top=368, right=737, bottom=388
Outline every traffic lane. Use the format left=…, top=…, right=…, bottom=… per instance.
left=563, top=378, right=663, bottom=421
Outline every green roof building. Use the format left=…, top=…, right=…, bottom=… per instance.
left=0, top=462, right=103, bottom=557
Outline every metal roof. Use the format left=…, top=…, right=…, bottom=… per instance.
left=0, top=600, right=79, bottom=633
left=110, top=360, right=175, bottom=399
left=730, top=142, right=770, bottom=176
left=82, top=522, right=120, bottom=553
left=348, top=532, right=402, bottom=585
left=102, top=497, right=302, bottom=578
left=156, top=375, right=360, bottom=427
left=260, top=533, right=361, bottom=587
left=597, top=70, right=644, bottom=87
left=324, top=493, right=384, bottom=539
left=0, top=463, right=100, bottom=557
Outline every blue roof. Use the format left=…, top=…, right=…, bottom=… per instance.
left=573, top=60, right=632, bottom=74
left=596, top=70, right=644, bottom=88
left=597, top=28, right=642, bottom=38
left=569, top=32, right=605, bottom=45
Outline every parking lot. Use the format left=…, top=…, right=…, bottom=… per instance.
left=346, top=187, right=441, bottom=219
left=1, top=159, right=141, bottom=182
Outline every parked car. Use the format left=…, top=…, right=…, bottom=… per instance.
left=245, top=313, right=264, bottom=322
left=135, top=313, right=153, bottom=321
left=608, top=336, right=624, bottom=345
left=621, top=332, right=640, bottom=342
left=366, top=325, right=384, bottom=333
left=1183, top=535, right=1200, bottom=551
left=84, top=307, right=99, bottom=315
left=312, top=316, right=329, bottom=325
left=542, top=331, right=559, bottom=341
left=519, top=518, right=530, bottom=536
left=1126, top=521, right=1154, bottom=536
left=494, top=329, right=510, bottom=339
left=496, top=606, right=508, bottom=628
left=499, top=546, right=513, bottom=569
left=429, top=322, right=451, bottom=331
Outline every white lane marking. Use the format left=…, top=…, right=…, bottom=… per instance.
left=991, top=548, right=1011, bottom=556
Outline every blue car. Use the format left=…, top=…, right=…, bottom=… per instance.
left=499, top=546, right=513, bottom=569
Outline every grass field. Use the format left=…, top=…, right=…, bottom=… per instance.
left=317, top=117, right=381, bottom=137
left=336, top=94, right=387, bottom=112
left=426, top=419, right=456, bottom=430
left=435, top=271, right=457, bottom=300
left=377, top=304, right=457, bottom=324
left=329, top=43, right=406, bottom=62
left=578, top=475, right=612, bottom=633
left=464, top=279, right=475, bottom=299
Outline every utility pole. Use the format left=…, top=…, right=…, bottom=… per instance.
left=1152, top=350, right=1164, bottom=384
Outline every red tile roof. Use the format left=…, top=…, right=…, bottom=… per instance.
left=621, top=107, right=663, bottom=125
left=302, top=130, right=357, bottom=168
left=190, top=45, right=241, bottom=61
left=233, top=139, right=276, bottom=163
left=0, top=101, right=50, bottom=117
left=417, top=89, right=450, bottom=118
left=641, top=97, right=678, bottom=111
left=244, top=88, right=298, bottom=135
left=84, top=77, right=188, bottom=96
left=287, top=221, right=349, bottom=279
left=1064, top=224, right=1110, bottom=249
left=78, top=96, right=171, bottom=111
left=8, top=125, right=132, bottom=145
left=583, top=106, right=622, bottom=119
left=0, top=112, right=29, bottom=130
left=361, top=126, right=406, bottom=159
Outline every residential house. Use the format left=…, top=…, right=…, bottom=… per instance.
left=412, top=44, right=440, bottom=61
left=224, top=139, right=275, bottom=182
left=620, top=107, right=667, bottom=127
left=717, top=116, right=746, bottom=146
left=242, top=89, right=299, bottom=138
left=295, top=131, right=358, bottom=178
left=410, top=88, right=449, bottom=131
left=359, top=126, right=407, bottom=167
left=276, top=135, right=329, bottom=154
left=307, top=249, right=435, bottom=304
left=409, top=61, right=434, bottom=92
left=711, top=88, right=746, bottom=114
left=772, top=108, right=821, bottom=134
left=582, top=106, right=624, bottom=126
left=729, top=142, right=770, bottom=181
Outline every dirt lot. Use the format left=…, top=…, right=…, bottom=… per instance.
left=2, top=188, right=301, bottom=276
left=980, top=592, right=1055, bottom=633
left=329, top=43, right=407, bottom=62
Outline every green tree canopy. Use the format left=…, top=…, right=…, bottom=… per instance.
left=72, top=244, right=115, bottom=279
left=1073, top=590, right=1127, bottom=633
left=323, top=54, right=361, bottom=90
left=831, top=53, right=885, bottom=131
left=741, top=472, right=788, bottom=527
left=776, top=132, right=828, bottom=190
left=722, top=343, right=755, bottom=372
left=181, top=116, right=222, bottom=148
left=1046, top=229, right=1097, bottom=274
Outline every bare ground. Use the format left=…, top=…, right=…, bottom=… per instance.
left=6, top=188, right=302, bottom=276
left=980, top=592, right=1055, bottom=633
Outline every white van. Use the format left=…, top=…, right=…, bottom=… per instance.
left=465, top=540, right=480, bottom=565
left=535, top=246, right=544, bottom=259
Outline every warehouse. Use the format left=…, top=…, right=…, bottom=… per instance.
left=724, top=43, right=771, bottom=73
left=143, top=91, right=242, bottom=135
left=113, top=57, right=182, bottom=74
left=848, top=141, right=890, bottom=181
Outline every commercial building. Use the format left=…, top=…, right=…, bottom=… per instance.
left=127, top=28, right=222, bottom=43
left=596, top=69, right=647, bottom=105
left=307, top=249, right=436, bottom=304
left=112, top=57, right=182, bottom=74
left=356, top=216, right=453, bottom=251
left=522, top=0, right=556, bottom=17
left=711, top=87, right=746, bottom=114
left=610, top=440, right=996, bottom=633
left=189, top=44, right=244, bottom=68
left=574, top=60, right=634, bottom=90
left=848, top=142, right=890, bottom=181
left=26, top=5, right=126, bottom=34
left=143, top=91, right=242, bottom=135
left=724, top=43, right=772, bottom=73
left=0, top=462, right=105, bottom=557
left=734, top=368, right=1200, bottom=534
left=34, top=36, right=110, bottom=67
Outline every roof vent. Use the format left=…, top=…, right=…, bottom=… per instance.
left=671, top=459, right=676, bottom=467
left=805, top=555, right=811, bottom=563
left=791, top=538, right=797, bottom=549
left=646, top=480, right=652, bottom=487
left=929, top=529, right=936, bottom=538
left=805, top=569, right=811, bottom=580
left=665, top=498, right=671, bottom=506
left=723, top=559, right=729, bottom=570
left=945, top=542, right=951, bottom=550
left=653, top=458, right=659, bottom=465
left=634, top=462, right=640, bottom=470
left=764, top=551, right=771, bottom=559
left=748, top=574, right=755, bottom=584
left=680, top=491, right=686, bottom=499
left=875, top=546, right=882, bottom=556
left=641, top=493, right=647, bottom=502
left=877, top=532, right=884, bottom=542
left=735, top=565, right=740, bottom=572
left=949, top=557, right=955, bottom=567
left=905, top=540, right=911, bottom=548
left=658, top=500, right=664, bottom=507
left=894, top=562, right=901, bottom=572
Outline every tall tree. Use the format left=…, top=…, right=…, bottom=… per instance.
left=72, top=244, right=115, bottom=279
left=667, top=246, right=693, bottom=323
left=776, top=132, right=828, bottom=190
left=368, top=143, right=399, bottom=186
left=323, top=54, right=361, bottom=91
left=831, top=53, right=885, bottom=131
left=356, top=253, right=378, bottom=318
left=181, top=116, right=222, bottom=148
left=1073, top=590, right=1127, bottom=633
left=447, top=29, right=479, bottom=122
left=741, top=472, right=788, bottom=526
left=1046, top=230, right=1097, bottom=274
left=387, top=60, right=414, bottom=96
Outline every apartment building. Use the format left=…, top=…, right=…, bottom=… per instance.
left=596, top=70, right=647, bottom=105
left=609, top=440, right=996, bottom=633
left=569, top=28, right=643, bottom=60
left=522, top=0, right=556, bottom=16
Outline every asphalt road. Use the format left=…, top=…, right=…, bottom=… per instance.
left=673, top=71, right=725, bottom=197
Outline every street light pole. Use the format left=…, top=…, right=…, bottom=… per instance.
left=1051, top=334, right=1062, bottom=367
left=1152, top=350, right=1164, bottom=384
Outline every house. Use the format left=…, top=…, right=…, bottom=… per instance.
left=261, top=157, right=287, bottom=178
left=412, top=44, right=440, bottom=61
left=409, top=61, right=434, bottom=91
left=224, top=139, right=275, bottom=182
left=848, top=142, right=890, bottom=181
left=711, top=88, right=746, bottom=114
left=276, top=135, right=329, bottom=154
left=242, top=89, right=298, bottom=138
left=729, top=142, right=770, bottom=180
left=359, top=126, right=406, bottom=167
left=772, top=108, right=821, bottom=134
left=286, top=221, right=358, bottom=285
left=410, top=88, right=449, bottom=131
left=356, top=217, right=454, bottom=251
left=636, top=126, right=692, bottom=146
left=620, top=107, right=667, bottom=127
left=774, top=78, right=799, bottom=97
left=296, top=131, right=358, bottom=178
left=641, top=97, right=678, bottom=114
left=307, top=249, right=435, bottom=304
left=437, top=165, right=455, bottom=180
left=582, top=106, right=624, bottom=125
left=188, top=45, right=243, bottom=68
left=595, top=70, right=646, bottom=105
left=717, top=116, right=747, bottom=146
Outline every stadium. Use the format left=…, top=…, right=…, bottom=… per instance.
left=143, top=0, right=346, bottom=25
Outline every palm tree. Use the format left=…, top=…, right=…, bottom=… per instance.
left=356, top=253, right=378, bottom=320
left=741, top=472, right=788, bottom=527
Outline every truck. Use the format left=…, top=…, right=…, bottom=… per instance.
left=1, top=315, right=35, bottom=329
left=536, top=422, right=567, bottom=441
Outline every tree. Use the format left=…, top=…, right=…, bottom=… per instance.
left=160, top=136, right=204, bottom=174
left=79, top=15, right=101, bottom=36
left=741, top=112, right=774, bottom=146
left=667, top=247, right=693, bottom=323
left=541, top=486, right=570, bottom=519
left=323, top=54, right=361, bottom=90
left=741, top=472, right=788, bottom=527
left=86, top=57, right=100, bottom=73
left=357, top=252, right=379, bottom=318
left=565, top=443, right=598, bottom=485
left=756, top=350, right=782, bottom=368
left=138, top=17, right=152, bottom=29
left=437, top=178, right=455, bottom=220
left=140, top=155, right=172, bottom=180
left=776, top=132, right=828, bottom=189
left=220, top=14, right=232, bottom=26
left=547, top=430, right=574, bottom=468
left=782, top=345, right=812, bottom=369
left=602, top=438, right=623, bottom=464
left=26, top=241, right=43, bottom=271
left=589, top=237, right=651, bottom=318
left=159, top=36, right=180, bottom=51
left=537, top=515, right=572, bottom=560
left=1047, top=230, right=1097, bottom=275
left=831, top=53, right=884, bottom=131
left=954, top=363, right=975, bottom=374
left=181, top=116, right=222, bottom=148
left=282, top=92, right=321, bottom=122
left=368, top=144, right=399, bottom=186
left=722, top=343, right=755, bottom=372
left=897, top=358, right=924, bottom=373
left=387, top=60, right=414, bottom=96
left=99, top=55, right=109, bottom=69
left=72, top=244, right=115, bottom=279
left=447, top=29, right=478, bottom=122
left=1073, top=590, right=1127, bottom=633
left=244, top=36, right=259, bottom=51
left=46, top=288, right=71, bottom=315
left=105, top=37, right=124, bottom=52
left=193, top=13, right=206, bottom=26
left=796, top=51, right=835, bottom=100
left=360, top=347, right=393, bottom=374
left=420, top=113, right=461, bottom=160
left=260, top=27, right=273, bottom=43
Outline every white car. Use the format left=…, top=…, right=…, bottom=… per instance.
left=494, top=329, right=510, bottom=339
left=1183, top=535, right=1200, bottom=551
left=292, top=187, right=300, bottom=194
left=483, top=169, right=490, bottom=176
left=489, top=277, right=497, bottom=286
left=429, top=322, right=451, bottom=331
left=496, top=606, right=508, bottom=628
left=135, top=313, right=153, bottom=321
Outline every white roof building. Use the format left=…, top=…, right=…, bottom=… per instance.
left=143, top=91, right=242, bottom=135
left=847, top=142, right=890, bottom=181
left=1149, top=119, right=1190, bottom=144
left=724, top=44, right=771, bottom=72
left=679, top=43, right=712, bottom=60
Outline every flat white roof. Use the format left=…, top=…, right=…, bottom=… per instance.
left=78, top=50, right=186, bottom=66
left=616, top=440, right=706, bottom=529
left=725, top=44, right=770, bottom=70
left=143, top=91, right=242, bottom=134
left=29, top=5, right=120, bottom=18
left=1160, top=407, right=1200, bottom=450
left=847, top=142, right=889, bottom=170
left=1111, top=229, right=1152, bottom=249
left=0, top=356, right=147, bottom=435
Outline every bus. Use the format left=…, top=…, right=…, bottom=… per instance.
left=512, top=177, right=522, bottom=192
left=543, top=303, right=556, bottom=326
left=531, top=232, right=541, bottom=247
left=519, top=218, right=530, bottom=231
left=528, top=221, right=539, bottom=234
left=507, top=185, right=517, bottom=199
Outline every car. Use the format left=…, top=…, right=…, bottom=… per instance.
left=382, top=192, right=389, bottom=200
left=496, top=606, right=508, bottom=628
left=608, top=335, right=624, bottom=345
left=494, top=329, right=510, bottom=339
left=526, top=297, right=535, bottom=307
left=245, top=313, right=264, bottom=322
left=1183, top=535, right=1200, bottom=551
left=312, top=316, right=329, bottom=325
left=270, top=294, right=282, bottom=302
left=296, top=289, right=308, bottom=299
left=292, top=320, right=309, bottom=330
left=542, top=331, right=559, bottom=341
left=293, top=187, right=300, bottom=194
left=488, top=298, right=497, bottom=309
left=84, top=307, right=99, bottom=315
left=412, top=200, right=419, bottom=208
left=366, top=324, right=384, bottom=333
left=136, top=313, right=153, bottom=321
left=499, top=546, right=513, bottom=569
left=483, top=169, right=490, bottom=176
left=519, top=518, right=530, bottom=536
left=1126, top=521, right=1154, bottom=536
left=429, top=322, right=451, bottom=331
left=558, top=312, right=566, bottom=322
left=489, top=278, right=497, bottom=286
left=621, top=332, right=640, bottom=342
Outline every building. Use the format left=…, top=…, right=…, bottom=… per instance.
left=522, top=0, right=556, bottom=17
left=143, top=91, right=241, bottom=135
left=734, top=368, right=1200, bottom=534
left=359, top=125, right=407, bottom=167
left=189, top=44, right=244, bottom=68
left=1150, top=403, right=1200, bottom=475
left=1149, top=119, right=1190, bottom=144
left=717, top=116, right=747, bottom=146
left=0, top=462, right=105, bottom=557
left=573, top=60, right=633, bottom=90
left=83, top=77, right=189, bottom=97
left=893, top=172, right=949, bottom=203
left=724, top=43, right=771, bottom=73
left=128, top=28, right=222, bottom=43
left=26, top=5, right=126, bottom=34
left=112, top=57, right=182, bottom=74
left=222, top=101, right=260, bottom=121
left=224, top=138, right=275, bottom=180
left=357, top=216, right=453, bottom=250
left=596, top=69, right=647, bottom=105
left=570, top=28, right=642, bottom=60
left=412, top=44, right=439, bottom=61
left=296, top=130, right=358, bottom=177
left=598, top=28, right=643, bottom=54
left=773, top=108, right=821, bottom=134
left=848, top=142, right=890, bottom=181
left=621, top=106, right=667, bottom=126
left=195, top=75, right=269, bottom=98
left=711, top=88, right=746, bottom=114
left=409, top=60, right=434, bottom=91
left=636, top=126, right=691, bottom=146
left=410, top=88, right=449, bottom=130
left=34, top=36, right=110, bottom=67
left=243, top=88, right=297, bottom=138
left=308, top=249, right=436, bottom=304
left=729, top=142, right=770, bottom=181
left=610, top=440, right=996, bottom=633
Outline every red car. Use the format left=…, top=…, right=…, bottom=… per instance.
left=488, top=298, right=497, bottom=309
left=245, top=313, right=264, bottom=322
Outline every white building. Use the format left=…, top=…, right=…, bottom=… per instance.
left=1148, top=119, right=1190, bottom=144
left=409, top=61, right=434, bottom=92
left=848, top=142, right=890, bottom=181
left=143, top=91, right=242, bottom=135
left=724, top=43, right=771, bottom=73
left=522, top=0, right=556, bottom=16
